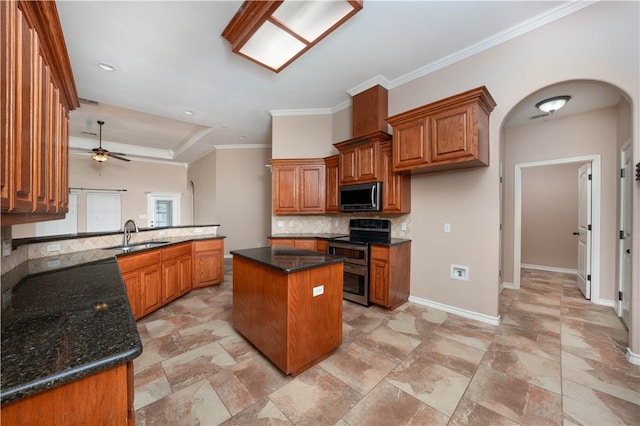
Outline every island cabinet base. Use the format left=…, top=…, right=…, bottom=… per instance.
left=1, top=362, right=134, bottom=426
left=232, top=256, right=343, bottom=375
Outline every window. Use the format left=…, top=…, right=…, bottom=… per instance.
left=147, top=194, right=180, bottom=227
left=87, top=192, right=122, bottom=232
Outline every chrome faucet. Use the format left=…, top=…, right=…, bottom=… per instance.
left=123, top=219, right=139, bottom=245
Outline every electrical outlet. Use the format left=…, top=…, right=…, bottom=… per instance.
left=335, top=220, right=339, bottom=227
left=47, top=243, right=61, bottom=252
left=444, top=223, right=451, bottom=233
left=289, top=221, right=294, bottom=227
left=47, top=259, right=61, bottom=269
left=194, top=228, right=203, bottom=234
left=451, top=264, right=469, bottom=281
left=313, top=285, right=324, bottom=297
left=2, top=240, right=11, bottom=257
left=277, top=221, right=284, bottom=228
left=401, top=222, right=407, bottom=231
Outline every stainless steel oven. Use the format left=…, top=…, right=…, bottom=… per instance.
left=328, top=241, right=369, bottom=305
left=328, top=219, right=391, bottom=306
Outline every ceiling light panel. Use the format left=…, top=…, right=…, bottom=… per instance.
left=272, top=1, right=356, bottom=42
left=239, top=21, right=306, bottom=70
left=222, top=0, right=362, bottom=73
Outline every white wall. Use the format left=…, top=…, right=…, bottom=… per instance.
left=188, top=146, right=272, bottom=254
left=12, top=155, right=189, bottom=238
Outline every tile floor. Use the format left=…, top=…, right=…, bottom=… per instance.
left=133, top=263, right=639, bottom=425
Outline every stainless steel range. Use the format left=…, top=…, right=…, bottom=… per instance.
left=328, top=219, right=391, bottom=306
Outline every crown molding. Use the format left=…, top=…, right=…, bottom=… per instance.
left=390, top=0, right=597, bottom=89
left=346, top=75, right=391, bottom=96
left=213, top=144, right=271, bottom=150
left=269, top=108, right=333, bottom=117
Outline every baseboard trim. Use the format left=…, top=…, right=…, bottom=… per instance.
left=521, top=263, right=577, bottom=274
left=408, top=295, right=501, bottom=326
left=595, top=298, right=615, bottom=308
left=500, top=282, right=515, bottom=291
left=626, top=348, right=640, bottom=365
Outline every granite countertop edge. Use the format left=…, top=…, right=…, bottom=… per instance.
left=231, top=247, right=346, bottom=274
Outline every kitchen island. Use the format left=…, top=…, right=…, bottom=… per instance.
left=231, top=246, right=345, bottom=375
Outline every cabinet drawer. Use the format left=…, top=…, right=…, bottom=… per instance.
left=370, top=245, right=389, bottom=261
left=193, top=239, right=223, bottom=252
left=161, top=242, right=191, bottom=260
left=117, top=251, right=162, bottom=273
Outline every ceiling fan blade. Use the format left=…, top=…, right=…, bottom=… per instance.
left=69, top=147, right=93, bottom=153
left=108, top=153, right=131, bottom=162
left=108, top=151, right=127, bottom=156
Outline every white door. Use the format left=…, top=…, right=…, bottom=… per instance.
left=147, top=194, right=180, bottom=227
left=576, top=163, right=592, bottom=299
left=619, top=143, right=632, bottom=326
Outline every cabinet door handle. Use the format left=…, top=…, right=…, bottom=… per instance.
left=572, top=232, right=579, bottom=236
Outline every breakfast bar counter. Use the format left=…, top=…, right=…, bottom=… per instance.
left=230, top=247, right=345, bottom=375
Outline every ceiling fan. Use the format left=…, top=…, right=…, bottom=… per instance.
left=87, top=120, right=130, bottom=163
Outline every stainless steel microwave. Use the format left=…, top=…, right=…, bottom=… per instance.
left=339, top=182, right=382, bottom=212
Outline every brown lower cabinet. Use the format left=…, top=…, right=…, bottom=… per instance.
left=369, top=242, right=411, bottom=310
left=193, top=239, right=224, bottom=288
left=269, top=238, right=326, bottom=252
left=0, top=362, right=134, bottom=426
left=118, top=239, right=223, bottom=320
left=161, top=242, right=192, bottom=303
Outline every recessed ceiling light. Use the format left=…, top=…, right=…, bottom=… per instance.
left=238, top=136, right=246, bottom=140
left=97, top=62, right=116, bottom=72
left=535, top=95, right=571, bottom=113
left=183, top=110, right=194, bottom=116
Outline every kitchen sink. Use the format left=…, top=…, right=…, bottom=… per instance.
left=102, top=241, right=170, bottom=251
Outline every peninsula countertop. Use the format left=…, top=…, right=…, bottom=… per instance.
left=0, top=258, right=141, bottom=405
left=1, top=234, right=225, bottom=405
left=230, top=246, right=346, bottom=273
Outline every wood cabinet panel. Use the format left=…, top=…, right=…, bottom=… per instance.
left=271, top=159, right=325, bottom=215
left=0, top=362, right=134, bottom=426
left=324, top=155, right=339, bottom=213
left=1, top=0, right=78, bottom=224
left=140, top=263, right=162, bottom=316
left=387, top=86, right=496, bottom=174
left=193, top=239, right=224, bottom=288
left=121, top=270, right=141, bottom=320
left=232, top=256, right=342, bottom=375
left=161, top=242, right=192, bottom=303
left=380, top=141, right=411, bottom=213
left=269, top=238, right=327, bottom=253
left=369, top=243, right=411, bottom=310
left=352, top=85, right=388, bottom=138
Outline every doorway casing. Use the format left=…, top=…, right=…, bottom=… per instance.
left=512, top=155, right=602, bottom=303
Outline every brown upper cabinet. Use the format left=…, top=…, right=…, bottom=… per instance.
left=334, top=131, right=390, bottom=185
left=387, top=86, right=496, bottom=174
left=324, top=155, right=339, bottom=214
left=1, top=0, right=79, bottom=225
left=352, top=85, right=388, bottom=138
left=271, top=158, right=325, bottom=215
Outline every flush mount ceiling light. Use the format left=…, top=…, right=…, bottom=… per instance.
left=97, top=62, right=116, bottom=72
left=535, top=95, right=571, bottom=113
left=222, top=0, right=363, bottom=73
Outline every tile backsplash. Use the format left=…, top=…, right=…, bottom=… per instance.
left=271, top=214, right=412, bottom=239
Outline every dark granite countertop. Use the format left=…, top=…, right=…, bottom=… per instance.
left=373, top=238, right=412, bottom=246
left=231, top=246, right=346, bottom=273
left=0, top=258, right=141, bottom=405
left=0, top=234, right=226, bottom=405
left=12, top=224, right=221, bottom=248
left=268, top=233, right=348, bottom=240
